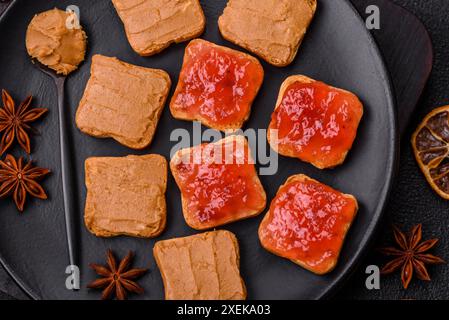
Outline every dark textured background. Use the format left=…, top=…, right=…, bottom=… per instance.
left=0, top=0, right=448, bottom=300
left=340, top=0, right=449, bottom=300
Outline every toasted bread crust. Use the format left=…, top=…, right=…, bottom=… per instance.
left=259, top=174, right=358, bottom=275
left=170, top=135, right=267, bottom=230
left=267, top=75, right=363, bottom=169
left=76, top=55, right=171, bottom=149
left=218, top=0, right=317, bottom=67
left=112, top=0, right=206, bottom=56
left=170, top=39, right=264, bottom=131
left=84, top=154, right=167, bottom=238
left=153, top=230, right=247, bottom=300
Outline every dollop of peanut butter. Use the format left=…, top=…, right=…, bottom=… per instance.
left=26, top=8, right=87, bottom=76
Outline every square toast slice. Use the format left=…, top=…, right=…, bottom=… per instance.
left=259, top=174, right=358, bottom=274
left=76, top=54, right=171, bottom=149
left=84, top=154, right=167, bottom=238
left=218, top=0, right=317, bottom=67
left=112, top=0, right=205, bottom=56
left=170, top=39, right=264, bottom=131
left=170, top=135, right=266, bottom=230
left=153, top=230, right=247, bottom=300
left=267, top=75, right=364, bottom=169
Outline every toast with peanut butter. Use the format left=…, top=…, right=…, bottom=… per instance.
left=218, top=0, right=317, bottom=67
left=84, top=154, right=167, bottom=238
left=76, top=54, right=171, bottom=149
left=112, top=0, right=206, bottom=56
left=153, top=230, right=247, bottom=300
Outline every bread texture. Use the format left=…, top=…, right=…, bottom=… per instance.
left=170, top=39, right=264, bottom=131
left=84, top=154, right=167, bottom=238
left=153, top=230, right=247, bottom=300
left=218, top=0, right=317, bottom=67
left=267, top=75, right=364, bottom=169
left=76, top=55, right=171, bottom=149
left=112, top=0, right=205, bottom=56
left=170, top=135, right=267, bottom=230
left=259, top=174, right=358, bottom=275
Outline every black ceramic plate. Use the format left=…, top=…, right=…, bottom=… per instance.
left=0, top=0, right=397, bottom=299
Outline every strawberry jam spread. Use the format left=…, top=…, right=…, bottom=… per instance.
left=171, top=39, right=264, bottom=129
left=269, top=79, right=363, bottom=169
left=174, top=138, right=266, bottom=229
left=259, top=175, right=358, bottom=274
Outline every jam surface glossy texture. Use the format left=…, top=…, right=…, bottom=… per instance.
left=259, top=176, right=358, bottom=274
left=269, top=79, right=363, bottom=168
left=174, top=140, right=265, bottom=228
left=171, top=40, right=264, bottom=128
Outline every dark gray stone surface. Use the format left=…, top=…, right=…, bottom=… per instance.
left=1, top=0, right=448, bottom=300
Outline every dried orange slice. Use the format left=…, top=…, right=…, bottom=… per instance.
left=412, top=105, right=449, bottom=199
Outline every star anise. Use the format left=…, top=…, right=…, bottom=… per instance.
left=87, top=249, right=148, bottom=300
left=379, top=224, right=445, bottom=289
left=0, top=154, right=50, bottom=212
left=0, top=89, right=48, bottom=155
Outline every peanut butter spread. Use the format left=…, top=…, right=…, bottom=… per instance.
left=218, top=0, right=316, bottom=67
left=112, top=0, right=205, bottom=56
left=153, top=230, right=247, bottom=300
left=76, top=55, right=171, bottom=149
left=84, top=154, right=167, bottom=238
left=26, top=8, right=87, bottom=75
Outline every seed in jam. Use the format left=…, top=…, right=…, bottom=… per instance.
left=259, top=174, right=358, bottom=275
left=170, top=39, right=264, bottom=131
left=171, top=136, right=266, bottom=230
left=268, top=76, right=363, bottom=169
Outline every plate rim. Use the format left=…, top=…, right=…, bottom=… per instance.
left=0, top=0, right=398, bottom=300
left=316, top=0, right=399, bottom=300
left=0, top=1, right=46, bottom=300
